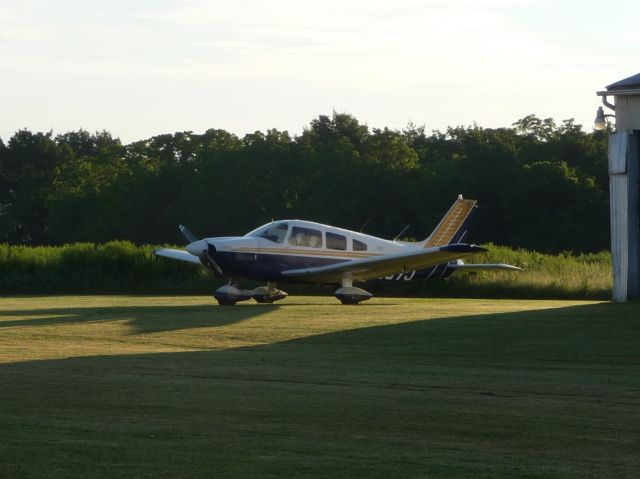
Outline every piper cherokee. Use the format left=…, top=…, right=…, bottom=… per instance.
left=154, top=195, right=521, bottom=305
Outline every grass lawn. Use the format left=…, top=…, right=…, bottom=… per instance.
left=0, top=296, right=638, bottom=478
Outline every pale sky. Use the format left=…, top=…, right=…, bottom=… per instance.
left=1, top=0, right=638, bottom=144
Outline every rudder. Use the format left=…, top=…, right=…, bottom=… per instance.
left=423, top=195, right=477, bottom=247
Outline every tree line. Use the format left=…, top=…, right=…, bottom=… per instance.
left=0, top=113, right=610, bottom=253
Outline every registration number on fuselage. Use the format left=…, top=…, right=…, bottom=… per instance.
left=383, top=271, right=417, bottom=281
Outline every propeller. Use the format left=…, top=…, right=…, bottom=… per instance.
left=179, top=224, right=198, bottom=243
left=202, top=242, right=224, bottom=277
left=179, top=224, right=224, bottom=277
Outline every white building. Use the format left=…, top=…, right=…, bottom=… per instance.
left=598, top=73, right=640, bottom=302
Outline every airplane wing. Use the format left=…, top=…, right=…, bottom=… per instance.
left=154, top=248, right=202, bottom=265
left=447, top=263, right=523, bottom=272
left=282, top=243, right=488, bottom=283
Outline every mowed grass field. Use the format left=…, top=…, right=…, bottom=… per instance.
left=0, top=296, right=638, bottom=478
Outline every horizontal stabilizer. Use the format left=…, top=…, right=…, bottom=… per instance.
left=448, top=263, right=523, bottom=272
left=154, top=248, right=201, bottom=265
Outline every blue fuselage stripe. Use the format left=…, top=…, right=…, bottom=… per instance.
left=214, top=251, right=453, bottom=284
left=215, top=252, right=347, bottom=283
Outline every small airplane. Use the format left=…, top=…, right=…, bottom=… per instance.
left=155, top=195, right=521, bottom=305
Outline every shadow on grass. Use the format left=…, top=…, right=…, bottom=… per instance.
left=0, top=303, right=279, bottom=334
left=0, top=301, right=639, bottom=478
left=0, top=298, right=412, bottom=335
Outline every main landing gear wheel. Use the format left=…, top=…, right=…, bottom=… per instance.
left=334, top=286, right=373, bottom=305
left=338, top=297, right=364, bottom=305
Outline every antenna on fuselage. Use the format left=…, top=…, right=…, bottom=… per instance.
left=393, top=225, right=410, bottom=241
left=359, top=215, right=374, bottom=233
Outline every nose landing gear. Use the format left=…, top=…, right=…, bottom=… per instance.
left=252, top=282, right=288, bottom=303
left=213, top=283, right=253, bottom=305
left=214, top=282, right=288, bottom=305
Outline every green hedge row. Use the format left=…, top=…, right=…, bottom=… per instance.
left=0, top=242, right=216, bottom=294
left=0, top=242, right=612, bottom=300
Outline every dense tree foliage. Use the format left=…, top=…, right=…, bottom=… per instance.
left=0, top=113, right=609, bottom=253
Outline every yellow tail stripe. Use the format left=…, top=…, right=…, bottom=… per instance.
left=425, top=198, right=477, bottom=247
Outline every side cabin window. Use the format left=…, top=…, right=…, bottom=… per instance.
left=253, top=222, right=288, bottom=243
left=326, top=232, right=347, bottom=251
left=353, top=239, right=368, bottom=251
left=289, top=226, right=323, bottom=248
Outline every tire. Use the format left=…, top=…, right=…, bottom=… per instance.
left=216, top=298, right=237, bottom=306
left=254, top=297, right=275, bottom=304
left=339, top=297, right=360, bottom=305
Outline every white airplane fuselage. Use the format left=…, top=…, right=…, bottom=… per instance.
left=185, top=220, right=421, bottom=284
left=154, top=196, right=521, bottom=304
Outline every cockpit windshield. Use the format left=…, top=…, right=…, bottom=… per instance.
left=246, top=222, right=289, bottom=243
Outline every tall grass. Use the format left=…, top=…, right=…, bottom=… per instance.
left=0, top=241, right=214, bottom=294
left=443, top=244, right=611, bottom=300
left=0, top=242, right=612, bottom=299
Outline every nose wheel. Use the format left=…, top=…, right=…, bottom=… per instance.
left=214, top=282, right=287, bottom=305
left=213, top=283, right=253, bottom=305
left=252, top=283, right=288, bottom=303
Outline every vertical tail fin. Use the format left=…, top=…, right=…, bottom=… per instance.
left=423, top=195, right=477, bottom=247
